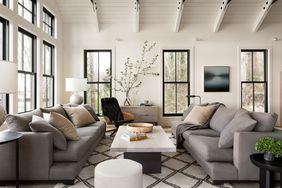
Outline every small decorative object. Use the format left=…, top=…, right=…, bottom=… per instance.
left=204, top=66, right=230, bottom=92
left=255, top=137, right=282, bottom=161
left=127, top=123, right=153, bottom=133
left=107, top=41, right=159, bottom=106
left=65, top=78, right=87, bottom=105
left=121, top=131, right=147, bottom=142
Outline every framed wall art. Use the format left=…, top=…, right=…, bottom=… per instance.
left=204, top=66, right=230, bottom=92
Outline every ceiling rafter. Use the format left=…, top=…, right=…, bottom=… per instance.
left=213, top=0, right=232, bottom=32
left=90, top=0, right=99, bottom=32
left=174, top=0, right=186, bottom=32
left=252, top=0, right=277, bottom=32
left=134, top=0, right=140, bottom=32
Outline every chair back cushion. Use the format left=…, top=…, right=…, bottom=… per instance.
left=101, top=97, right=124, bottom=122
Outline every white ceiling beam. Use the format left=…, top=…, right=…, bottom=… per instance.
left=174, top=0, right=186, bottom=32
left=252, top=0, right=277, bottom=32
left=213, top=0, right=232, bottom=32
left=134, top=0, right=140, bottom=32
left=90, top=0, right=99, bottom=32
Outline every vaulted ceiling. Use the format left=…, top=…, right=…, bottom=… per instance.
left=56, top=0, right=282, bottom=32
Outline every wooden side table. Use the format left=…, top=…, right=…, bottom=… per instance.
left=250, top=153, right=282, bottom=188
left=0, top=132, right=23, bottom=188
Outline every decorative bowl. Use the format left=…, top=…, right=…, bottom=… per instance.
left=127, top=123, right=153, bottom=133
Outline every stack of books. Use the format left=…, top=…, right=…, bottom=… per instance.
left=121, top=131, right=147, bottom=141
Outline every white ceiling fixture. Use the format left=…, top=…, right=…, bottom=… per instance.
left=174, top=0, right=186, bottom=32
left=90, top=0, right=100, bottom=32
left=213, top=0, right=232, bottom=32
left=252, top=0, right=277, bottom=32
left=134, top=0, right=140, bottom=32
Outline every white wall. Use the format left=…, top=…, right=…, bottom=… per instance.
left=62, top=23, right=282, bottom=127
left=0, top=0, right=63, bottom=114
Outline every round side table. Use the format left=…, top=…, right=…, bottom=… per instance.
left=250, top=153, right=282, bottom=188
left=0, top=132, right=23, bottom=188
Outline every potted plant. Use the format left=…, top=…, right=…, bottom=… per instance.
left=255, top=137, right=282, bottom=161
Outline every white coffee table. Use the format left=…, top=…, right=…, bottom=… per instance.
left=111, top=126, right=176, bottom=173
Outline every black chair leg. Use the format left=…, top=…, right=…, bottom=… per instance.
left=110, top=129, right=117, bottom=137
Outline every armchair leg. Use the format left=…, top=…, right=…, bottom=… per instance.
left=110, top=129, right=117, bottom=137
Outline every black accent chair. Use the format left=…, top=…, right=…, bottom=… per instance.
left=101, top=97, right=134, bottom=136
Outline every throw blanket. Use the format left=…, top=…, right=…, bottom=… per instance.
left=176, top=102, right=224, bottom=148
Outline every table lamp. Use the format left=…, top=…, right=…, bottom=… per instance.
left=0, top=61, right=17, bottom=125
left=65, top=78, right=87, bottom=105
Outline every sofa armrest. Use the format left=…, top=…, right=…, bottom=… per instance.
left=233, top=131, right=282, bottom=180
left=0, top=132, right=53, bottom=180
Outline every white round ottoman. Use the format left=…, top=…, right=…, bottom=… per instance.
left=95, top=159, right=143, bottom=188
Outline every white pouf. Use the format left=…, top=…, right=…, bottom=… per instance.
left=95, top=159, right=143, bottom=188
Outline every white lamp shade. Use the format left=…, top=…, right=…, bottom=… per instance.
left=0, top=61, right=17, bottom=94
left=65, top=78, right=87, bottom=92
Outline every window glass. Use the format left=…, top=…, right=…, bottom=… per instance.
left=18, top=0, right=35, bottom=24
left=43, top=8, right=54, bottom=36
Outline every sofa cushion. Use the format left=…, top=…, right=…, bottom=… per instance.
left=210, top=106, right=236, bottom=133
left=41, top=105, right=68, bottom=118
left=251, top=112, right=278, bottom=132
left=49, top=112, right=79, bottom=141
left=82, top=104, right=100, bottom=121
left=53, top=136, right=92, bottom=162
left=29, top=115, right=67, bottom=150
left=77, top=126, right=101, bottom=138
left=182, top=129, right=220, bottom=141
left=183, top=105, right=216, bottom=126
left=188, top=135, right=233, bottom=162
left=219, top=109, right=257, bottom=148
left=6, top=114, right=31, bottom=132
left=87, top=121, right=106, bottom=134
left=64, top=105, right=96, bottom=127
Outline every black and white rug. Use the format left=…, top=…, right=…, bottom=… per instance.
left=52, top=133, right=258, bottom=188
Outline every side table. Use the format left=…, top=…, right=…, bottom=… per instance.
left=250, top=153, right=282, bottom=188
left=0, top=132, right=23, bottom=188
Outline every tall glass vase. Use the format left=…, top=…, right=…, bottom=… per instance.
left=124, top=91, right=131, bottom=106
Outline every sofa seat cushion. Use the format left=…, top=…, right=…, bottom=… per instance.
left=188, top=135, right=233, bottom=162
left=182, top=129, right=220, bottom=141
left=54, top=136, right=92, bottom=162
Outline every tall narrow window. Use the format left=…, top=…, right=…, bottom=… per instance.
left=18, top=28, right=36, bottom=113
left=18, top=0, right=36, bottom=24
left=240, top=49, right=268, bottom=112
left=42, top=41, right=54, bottom=108
left=0, top=17, right=9, bottom=111
left=0, top=0, right=8, bottom=6
left=163, top=50, right=190, bottom=116
left=84, top=50, right=112, bottom=115
left=43, top=7, right=54, bottom=36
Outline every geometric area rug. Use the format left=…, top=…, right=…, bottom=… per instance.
left=52, top=133, right=257, bottom=188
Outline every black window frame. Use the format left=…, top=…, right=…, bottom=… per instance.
left=84, top=50, right=112, bottom=115
left=42, top=41, right=54, bottom=108
left=240, top=49, right=268, bottom=112
left=18, top=0, right=36, bottom=24
left=0, top=16, right=9, bottom=112
left=162, top=49, right=190, bottom=117
left=18, top=27, right=37, bottom=113
left=43, top=7, right=55, bottom=36
left=0, top=0, right=9, bottom=7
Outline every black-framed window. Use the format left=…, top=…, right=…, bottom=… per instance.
left=43, top=7, right=54, bottom=36
left=0, top=16, right=9, bottom=112
left=18, top=28, right=36, bottom=113
left=0, top=0, right=8, bottom=7
left=163, top=50, right=190, bottom=116
left=42, top=41, right=54, bottom=108
left=18, top=0, right=36, bottom=24
left=240, top=49, right=268, bottom=112
left=84, top=50, right=112, bottom=115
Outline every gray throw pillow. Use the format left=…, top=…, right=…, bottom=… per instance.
left=210, top=106, right=237, bottom=133
left=82, top=104, right=100, bottom=121
left=41, top=105, right=68, bottom=118
left=6, top=114, right=31, bottom=132
left=251, top=112, right=278, bottom=132
left=219, top=109, right=257, bottom=148
left=29, top=115, right=67, bottom=150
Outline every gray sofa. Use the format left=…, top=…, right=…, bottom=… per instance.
left=0, top=105, right=106, bottom=184
left=172, top=105, right=282, bottom=183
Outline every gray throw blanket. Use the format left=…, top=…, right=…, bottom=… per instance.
left=176, top=103, right=224, bottom=148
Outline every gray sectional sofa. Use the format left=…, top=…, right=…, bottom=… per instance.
left=172, top=104, right=282, bottom=183
left=0, top=105, right=106, bottom=184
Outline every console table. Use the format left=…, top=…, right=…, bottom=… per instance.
left=120, top=106, right=158, bottom=124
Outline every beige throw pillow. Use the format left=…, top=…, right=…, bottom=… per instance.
left=183, top=105, right=216, bottom=126
left=49, top=112, right=79, bottom=141
left=64, top=105, right=96, bottom=127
